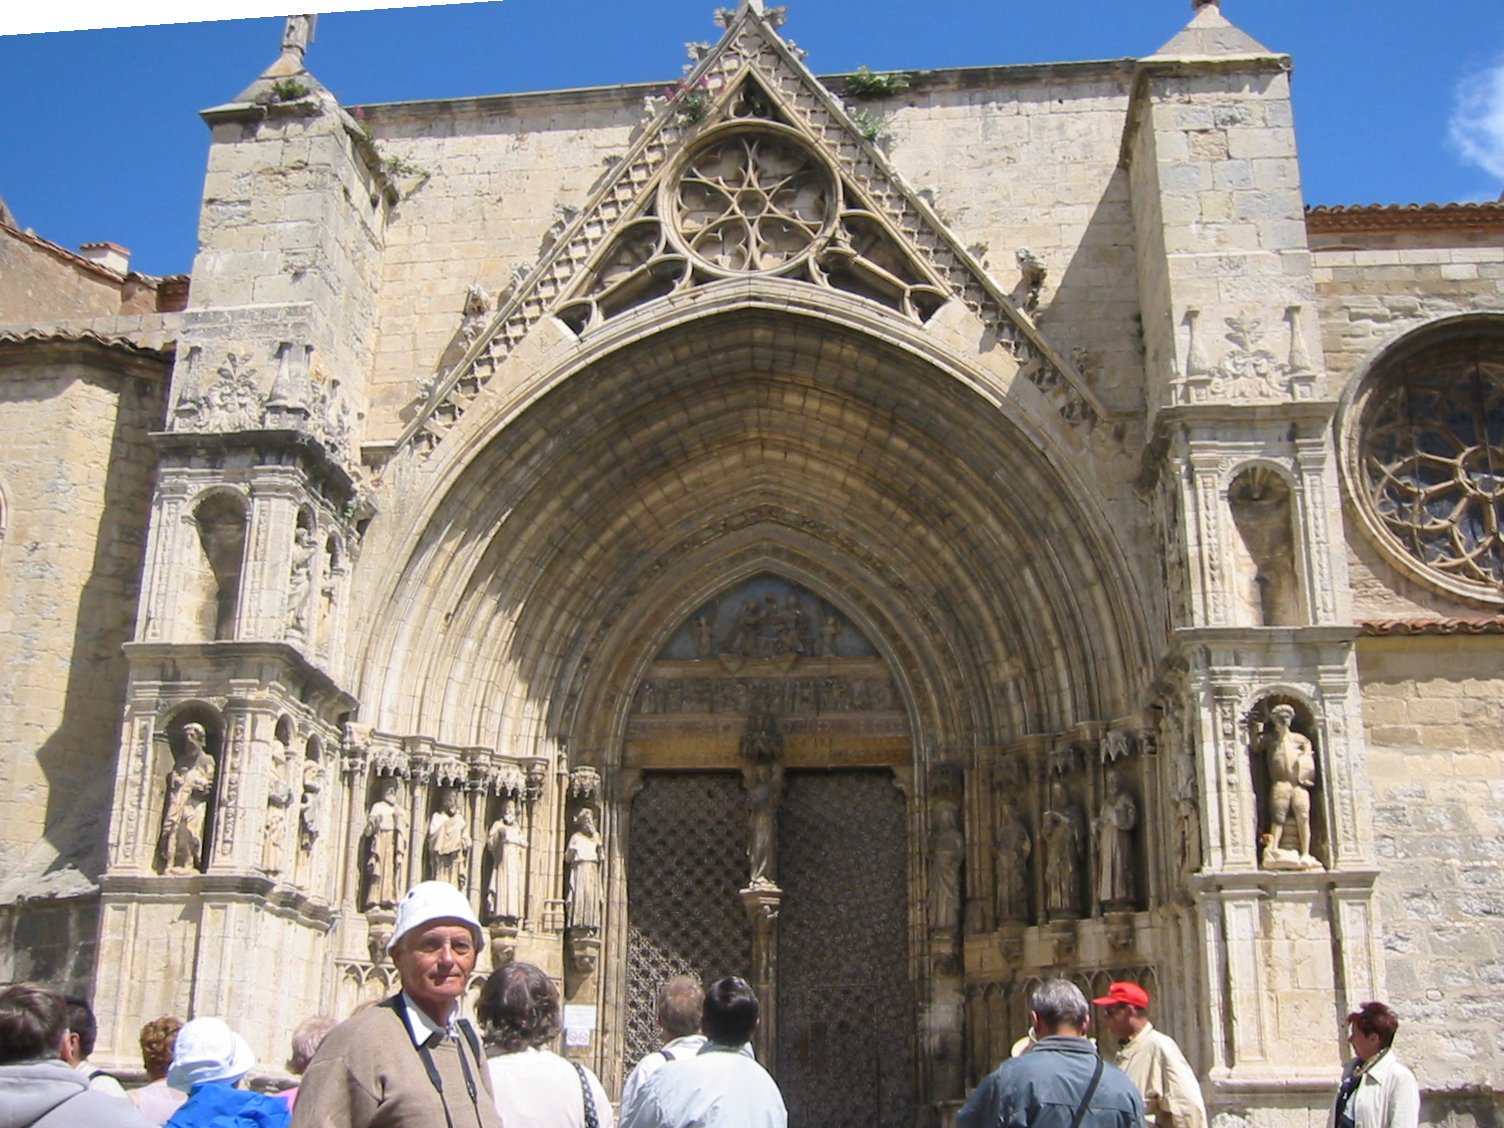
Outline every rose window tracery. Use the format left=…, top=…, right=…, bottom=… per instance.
left=1354, top=332, right=1504, bottom=595
left=671, top=130, right=835, bottom=274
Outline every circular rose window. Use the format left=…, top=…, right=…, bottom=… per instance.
left=665, top=124, right=837, bottom=276
left=1350, top=326, right=1504, bottom=599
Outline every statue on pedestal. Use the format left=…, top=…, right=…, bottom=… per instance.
left=1041, top=780, right=1084, bottom=920
left=426, top=787, right=471, bottom=887
left=565, top=808, right=603, bottom=932
left=260, top=734, right=295, bottom=874
left=1094, top=772, right=1137, bottom=909
left=361, top=779, right=407, bottom=910
left=928, top=801, right=964, bottom=931
left=993, top=794, right=1031, bottom=923
left=1258, top=704, right=1322, bottom=871
left=158, top=723, right=216, bottom=875
left=746, top=761, right=783, bottom=888
left=486, top=798, right=527, bottom=923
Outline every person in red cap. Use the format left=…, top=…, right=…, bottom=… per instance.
left=1093, top=982, right=1206, bottom=1128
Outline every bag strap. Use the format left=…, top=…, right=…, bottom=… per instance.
left=1069, top=1054, right=1106, bottom=1128
left=571, top=1060, right=600, bottom=1128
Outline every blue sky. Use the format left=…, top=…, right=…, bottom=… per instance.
left=1, top=1, right=1502, bottom=278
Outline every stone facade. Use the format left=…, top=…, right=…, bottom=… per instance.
left=1, top=4, right=1502, bottom=1125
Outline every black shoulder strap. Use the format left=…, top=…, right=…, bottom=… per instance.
left=571, top=1060, right=600, bottom=1128
left=456, top=1018, right=484, bottom=1063
left=1069, top=1054, right=1106, bottom=1128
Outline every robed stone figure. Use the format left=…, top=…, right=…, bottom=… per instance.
left=486, top=798, right=527, bottom=923
left=158, top=723, right=216, bottom=875
left=362, top=779, right=408, bottom=910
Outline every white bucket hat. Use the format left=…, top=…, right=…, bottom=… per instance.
left=166, top=1017, right=256, bottom=1091
left=388, top=880, right=484, bottom=953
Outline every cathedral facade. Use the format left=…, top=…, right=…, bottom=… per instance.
left=2, top=3, right=1503, bottom=1125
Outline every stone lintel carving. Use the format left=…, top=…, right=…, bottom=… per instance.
left=157, top=723, right=217, bottom=875
left=569, top=766, right=602, bottom=800
left=1179, top=307, right=1318, bottom=404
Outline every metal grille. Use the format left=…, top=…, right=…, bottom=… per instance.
left=777, top=771, right=914, bottom=1128
left=625, top=773, right=752, bottom=1072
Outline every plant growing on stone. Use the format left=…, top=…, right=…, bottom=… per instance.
left=845, top=65, right=909, bottom=101
left=665, top=76, right=713, bottom=124
left=270, top=78, right=311, bottom=102
left=849, top=107, right=889, bottom=144
left=381, top=154, right=429, bottom=180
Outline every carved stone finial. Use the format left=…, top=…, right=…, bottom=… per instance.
left=1192, top=0, right=1219, bottom=9
left=281, top=15, right=316, bottom=61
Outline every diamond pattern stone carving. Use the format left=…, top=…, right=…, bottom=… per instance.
left=624, top=773, right=752, bottom=1072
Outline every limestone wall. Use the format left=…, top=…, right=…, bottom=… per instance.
left=0, top=347, right=167, bottom=893
left=1313, top=236, right=1504, bottom=620
left=1356, top=635, right=1504, bottom=1096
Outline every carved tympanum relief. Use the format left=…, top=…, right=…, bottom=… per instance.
left=157, top=722, right=217, bottom=875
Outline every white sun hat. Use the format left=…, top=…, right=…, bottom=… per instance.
left=166, top=1017, right=256, bottom=1091
left=388, top=880, right=484, bottom=953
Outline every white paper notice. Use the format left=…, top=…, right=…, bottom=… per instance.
left=563, top=1004, right=596, bottom=1047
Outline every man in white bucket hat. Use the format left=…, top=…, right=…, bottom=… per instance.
left=166, top=1016, right=290, bottom=1126
left=292, top=881, right=501, bottom=1128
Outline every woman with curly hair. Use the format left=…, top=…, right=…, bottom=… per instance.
left=130, top=1016, right=187, bottom=1124
left=476, top=963, right=612, bottom=1128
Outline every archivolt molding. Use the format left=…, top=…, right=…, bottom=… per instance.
left=394, top=4, right=1105, bottom=458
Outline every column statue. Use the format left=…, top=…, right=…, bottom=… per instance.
left=426, top=787, right=471, bottom=887
left=993, top=794, right=1031, bottom=923
left=286, top=527, right=316, bottom=638
left=564, top=808, right=604, bottom=932
left=486, top=798, right=527, bottom=923
left=260, top=735, right=295, bottom=874
left=928, top=801, right=964, bottom=931
left=1041, top=780, right=1084, bottom=920
left=746, top=761, right=783, bottom=888
left=157, top=723, right=216, bottom=874
left=361, top=779, right=407, bottom=910
left=1094, top=772, right=1137, bottom=909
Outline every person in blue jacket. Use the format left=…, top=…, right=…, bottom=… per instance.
left=165, top=1017, right=288, bottom=1128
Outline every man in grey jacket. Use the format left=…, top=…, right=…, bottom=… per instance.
left=957, top=980, right=1144, bottom=1128
left=0, top=981, right=154, bottom=1128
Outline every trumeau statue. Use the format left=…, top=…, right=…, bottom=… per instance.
left=1095, top=772, right=1137, bottom=909
left=928, top=801, right=964, bottom=931
left=565, top=808, right=604, bottom=932
left=426, top=787, right=471, bottom=887
left=158, top=723, right=216, bottom=875
left=1258, top=704, right=1323, bottom=871
left=486, top=797, right=527, bottom=923
left=993, top=793, right=1031, bottom=923
left=362, top=779, right=408, bottom=910
left=261, top=734, right=295, bottom=874
left=1041, top=780, right=1084, bottom=920
left=745, top=762, right=783, bottom=888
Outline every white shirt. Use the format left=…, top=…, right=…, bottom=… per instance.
left=401, top=991, right=462, bottom=1046
left=622, top=1042, right=785, bottom=1128
left=74, top=1058, right=129, bottom=1099
left=620, top=1034, right=709, bottom=1125
left=1333, top=1051, right=1420, bottom=1128
left=484, top=1046, right=613, bottom=1128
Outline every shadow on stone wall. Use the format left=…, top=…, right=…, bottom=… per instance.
left=1423, top=1088, right=1502, bottom=1128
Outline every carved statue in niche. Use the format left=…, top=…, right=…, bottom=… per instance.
left=725, top=599, right=762, bottom=657
left=693, top=614, right=715, bottom=660
left=299, top=755, right=323, bottom=851
left=819, top=609, right=841, bottom=658
left=1095, top=772, right=1138, bottom=910
left=774, top=595, right=806, bottom=657
left=745, top=761, right=783, bottom=888
left=565, top=808, right=603, bottom=932
left=426, top=787, right=471, bottom=887
left=362, top=780, right=408, bottom=909
left=993, top=794, right=1031, bottom=923
left=286, top=527, right=316, bottom=638
left=157, top=723, right=217, bottom=875
left=260, top=732, right=295, bottom=874
left=1041, top=780, right=1084, bottom=920
left=1257, top=704, right=1322, bottom=871
left=486, top=797, right=527, bottom=923
left=928, top=801, right=964, bottom=932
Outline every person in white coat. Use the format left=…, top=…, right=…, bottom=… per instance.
left=1332, top=1002, right=1420, bottom=1128
left=619, top=977, right=707, bottom=1126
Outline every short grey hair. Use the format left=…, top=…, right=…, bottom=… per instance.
left=1030, top=979, right=1089, bottom=1032
left=288, top=1015, right=337, bottom=1073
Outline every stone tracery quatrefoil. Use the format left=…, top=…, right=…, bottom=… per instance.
left=667, top=125, right=838, bottom=275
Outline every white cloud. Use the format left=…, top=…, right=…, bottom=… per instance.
left=1450, top=59, right=1504, bottom=183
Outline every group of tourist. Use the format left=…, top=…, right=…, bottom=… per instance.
left=0, top=877, right=1417, bottom=1128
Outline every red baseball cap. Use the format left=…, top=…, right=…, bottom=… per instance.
left=1092, top=982, right=1150, bottom=1009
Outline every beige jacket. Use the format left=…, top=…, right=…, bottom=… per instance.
left=290, top=1000, right=501, bottom=1128
left=1114, top=1022, right=1208, bottom=1128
